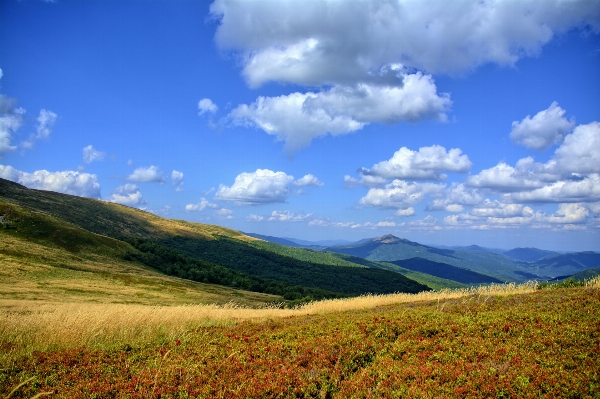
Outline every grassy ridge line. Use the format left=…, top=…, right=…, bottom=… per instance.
left=0, top=178, right=255, bottom=242
left=2, top=281, right=599, bottom=397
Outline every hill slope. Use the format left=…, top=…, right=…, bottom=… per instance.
left=0, top=199, right=278, bottom=306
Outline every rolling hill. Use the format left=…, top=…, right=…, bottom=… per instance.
left=0, top=199, right=279, bottom=307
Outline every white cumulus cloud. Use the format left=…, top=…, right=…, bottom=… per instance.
left=359, top=179, right=445, bottom=211
left=82, top=145, right=105, bottom=164
left=426, top=183, right=483, bottom=212
left=214, top=169, right=295, bottom=205
left=360, top=145, right=471, bottom=182
left=229, top=76, right=450, bottom=152
left=470, top=200, right=529, bottom=218
left=468, top=121, right=600, bottom=203
left=506, top=174, right=600, bottom=204
left=553, top=122, right=600, bottom=176
left=0, top=164, right=101, bottom=198
left=396, top=207, right=416, bottom=217
left=127, top=165, right=165, bottom=183
left=109, top=184, right=145, bottom=206
left=211, top=0, right=600, bottom=85
left=293, top=174, right=324, bottom=187
left=510, top=102, right=575, bottom=150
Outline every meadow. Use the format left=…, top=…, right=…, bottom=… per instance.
left=2, top=279, right=599, bottom=398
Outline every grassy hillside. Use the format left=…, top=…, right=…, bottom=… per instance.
left=0, top=178, right=255, bottom=243
left=0, top=178, right=431, bottom=297
left=1, top=199, right=359, bottom=303
left=2, top=282, right=598, bottom=398
left=0, top=200, right=279, bottom=307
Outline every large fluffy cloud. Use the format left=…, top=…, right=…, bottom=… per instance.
left=230, top=76, right=450, bottom=152
left=0, top=164, right=101, bottom=198
left=359, top=145, right=471, bottom=182
left=467, top=158, right=553, bottom=192
left=468, top=121, right=600, bottom=198
left=553, top=122, right=600, bottom=175
left=211, top=0, right=599, bottom=86
left=358, top=179, right=444, bottom=212
left=214, top=169, right=295, bottom=205
left=510, top=102, right=575, bottom=150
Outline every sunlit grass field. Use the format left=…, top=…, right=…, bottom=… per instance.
left=2, top=279, right=599, bottom=398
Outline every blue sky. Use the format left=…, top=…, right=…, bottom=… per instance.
left=1, top=0, right=599, bottom=251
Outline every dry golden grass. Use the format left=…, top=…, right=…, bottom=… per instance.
left=6, top=278, right=597, bottom=366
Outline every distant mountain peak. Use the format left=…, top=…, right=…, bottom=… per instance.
left=373, top=234, right=404, bottom=244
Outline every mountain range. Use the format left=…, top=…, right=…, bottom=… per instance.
left=322, top=234, right=600, bottom=282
